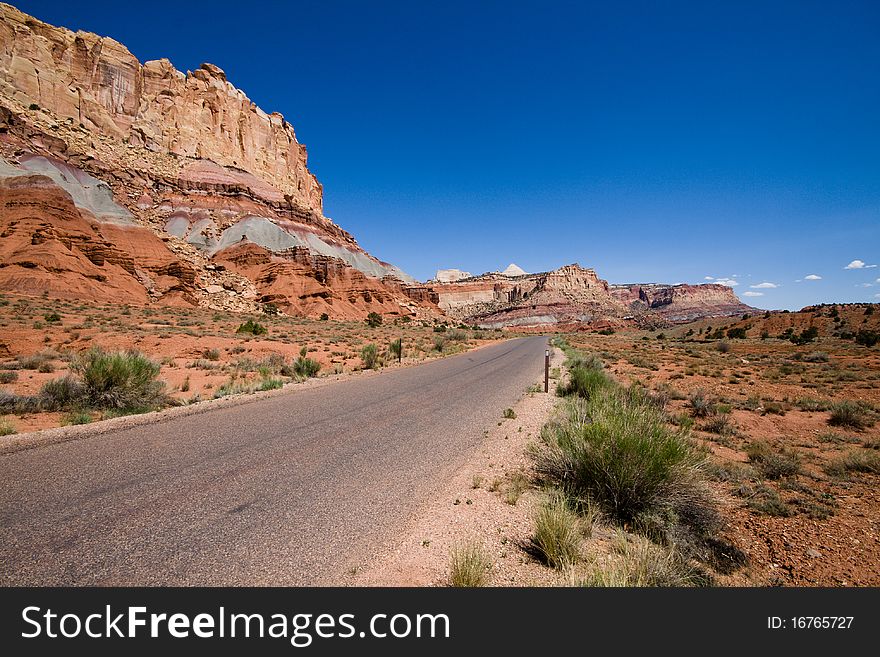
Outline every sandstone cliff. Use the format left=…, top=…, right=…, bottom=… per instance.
left=424, top=264, right=754, bottom=328
left=0, top=3, right=430, bottom=319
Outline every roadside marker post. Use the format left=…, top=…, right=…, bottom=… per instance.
left=399, top=337, right=403, bottom=364
left=544, top=348, right=550, bottom=393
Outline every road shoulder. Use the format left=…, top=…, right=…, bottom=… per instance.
left=347, top=346, right=564, bottom=586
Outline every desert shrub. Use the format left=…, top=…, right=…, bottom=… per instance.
left=536, top=390, right=710, bottom=525
left=828, top=401, right=874, bottom=430
left=203, top=348, right=221, bottom=361
left=360, top=343, right=380, bottom=369
left=854, top=330, right=879, bottom=347
left=503, top=470, right=529, bottom=505
left=388, top=338, right=403, bottom=361
left=433, top=324, right=447, bottom=333
left=291, top=347, right=321, bottom=378
left=532, top=493, right=584, bottom=569
left=790, top=326, right=819, bottom=345
left=44, top=311, right=62, bottom=323
left=762, top=401, right=786, bottom=415
left=688, top=390, right=715, bottom=418
left=448, top=542, right=490, bottom=587
left=70, top=349, right=167, bottom=411
left=795, top=397, right=831, bottom=412
left=433, top=336, right=448, bottom=352
left=746, top=441, right=802, bottom=479
left=0, top=371, right=18, bottom=384
left=365, top=312, right=383, bottom=328
left=747, top=485, right=793, bottom=517
left=702, top=413, right=736, bottom=436
left=39, top=375, right=87, bottom=410
left=574, top=535, right=702, bottom=587
left=17, top=351, right=55, bottom=370
left=258, top=377, right=284, bottom=391
left=503, top=408, right=517, bottom=419
left=726, top=327, right=747, bottom=339
left=825, top=450, right=880, bottom=477
left=802, top=351, right=829, bottom=363
left=319, top=313, right=329, bottom=321
left=62, top=410, right=93, bottom=426
left=556, top=366, right=612, bottom=399
left=0, top=419, right=16, bottom=436
left=262, top=302, right=280, bottom=316
left=236, top=320, right=267, bottom=336
left=447, top=329, right=468, bottom=342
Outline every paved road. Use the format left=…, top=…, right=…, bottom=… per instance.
left=0, top=336, right=547, bottom=585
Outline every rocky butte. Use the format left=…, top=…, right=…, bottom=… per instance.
left=0, top=3, right=434, bottom=319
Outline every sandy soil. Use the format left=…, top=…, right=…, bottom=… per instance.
left=566, top=318, right=880, bottom=586
left=0, top=293, right=504, bottom=434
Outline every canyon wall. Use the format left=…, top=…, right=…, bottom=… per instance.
left=0, top=3, right=430, bottom=319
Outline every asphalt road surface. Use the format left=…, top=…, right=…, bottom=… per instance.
left=0, top=336, right=547, bottom=585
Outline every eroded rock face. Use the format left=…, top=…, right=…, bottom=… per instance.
left=0, top=3, right=321, bottom=212
left=0, top=4, right=426, bottom=318
left=609, top=283, right=754, bottom=322
left=0, top=161, right=197, bottom=305
left=428, top=264, right=754, bottom=328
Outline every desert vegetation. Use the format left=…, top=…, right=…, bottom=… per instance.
left=529, top=340, right=729, bottom=586
left=551, top=306, right=880, bottom=585
left=0, top=293, right=503, bottom=434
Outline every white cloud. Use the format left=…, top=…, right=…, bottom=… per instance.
left=859, top=282, right=875, bottom=288
left=704, top=276, right=714, bottom=280
left=742, top=291, right=764, bottom=297
left=713, top=278, right=739, bottom=287
left=804, top=274, right=822, bottom=281
left=845, top=259, right=877, bottom=269
left=750, top=282, right=778, bottom=289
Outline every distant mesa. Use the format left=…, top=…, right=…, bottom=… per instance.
left=435, top=268, right=472, bottom=283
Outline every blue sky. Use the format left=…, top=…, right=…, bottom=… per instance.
left=16, top=0, right=880, bottom=309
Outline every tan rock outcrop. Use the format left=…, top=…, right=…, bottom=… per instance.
left=0, top=3, right=322, bottom=213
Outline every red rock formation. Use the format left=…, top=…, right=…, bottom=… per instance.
left=0, top=4, right=428, bottom=318
left=213, top=242, right=431, bottom=319
left=0, top=170, right=196, bottom=304
left=427, top=264, right=754, bottom=328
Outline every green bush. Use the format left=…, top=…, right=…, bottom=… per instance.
left=746, top=441, right=802, bottom=479
left=825, top=450, right=880, bottom=477
left=388, top=338, right=403, bottom=360
left=532, top=493, right=583, bottom=569
left=71, top=349, right=167, bottom=411
left=854, top=330, right=879, bottom=347
left=688, top=391, right=715, bottom=418
left=360, top=343, right=380, bottom=369
left=236, top=320, right=267, bottom=335
left=556, top=366, right=612, bottom=399
left=537, top=389, right=709, bottom=525
left=291, top=347, right=321, bottom=378
left=828, top=401, right=874, bottom=431
left=365, top=312, right=383, bottom=328
left=319, top=313, right=329, bottom=321
left=39, top=375, right=86, bottom=410
left=0, top=419, right=16, bottom=436
left=0, top=371, right=18, bottom=384
left=726, top=327, right=747, bottom=340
